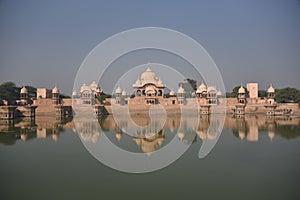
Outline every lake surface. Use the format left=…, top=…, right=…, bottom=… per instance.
left=1, top=114, right=300, bottom=200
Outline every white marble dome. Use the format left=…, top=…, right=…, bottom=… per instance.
left=135, top=78, right=141, bottom=85
left=169, top=90, right=175, bottom=96
left=157, top=78, right=163, bottom=85
left=72, top=90, right=77, bottom=96
left=80, top=83, right=89, bottom=93
left=196, top=82, right=207, bottom=93
left=115, top=86, right=122, bottom=94
left=207, top=86, right=217, bottom=92
left=52, top=86, right=59, bottom=94
left=20, top=86, right=28, bottom=94
left=140, top=67, right=158, bottom=84
left=238, top=86, right=245, bottom=94
left=267, top=84, right=275, bottom=93
left=177, top=85, right=185, bottom=94
left=90, top=81, right=98, bottom=88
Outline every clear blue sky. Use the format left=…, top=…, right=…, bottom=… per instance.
left=0, top=0, right=299, bottom=95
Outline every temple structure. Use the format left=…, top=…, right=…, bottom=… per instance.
left=64, top=66, right=299, bottom=116
left=132, top=67, right=165, bottom=105
left=71, top=81, right=103, bottom=106
left=113, top=67, right=221, bottom=110
left=0, top=86, right=37, bottom=119
left=78, top=81, right=103, bottom=105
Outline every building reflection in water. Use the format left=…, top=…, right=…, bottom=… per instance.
left=74, top=117, right=101, bottom=144
left=228, top=115, right=300, bottom=142
left=1, top=115, right=299, bottom=149
left=75, top=114, right=225, bottom=154
left=0, top=116, right=74, bottom=145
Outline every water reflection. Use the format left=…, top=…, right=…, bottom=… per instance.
left=0, top=116, right=74, bottom=145
left=1, top=115, right=299, bottom=148
left=228, top=115, right=300, bottom=141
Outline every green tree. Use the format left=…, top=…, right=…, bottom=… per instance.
left=97, top=93, right=112, bottom=102
left=184, top=78, right=197, bottom=90
left=59, top=94, right=71, bottom=98
left=26, top=85, right=36, bottom=98
left=179, top=78, right=197, bottom=98
left=275, top=87, right=300, bottom=103
left=258, top=90, right=267, bottom=98
left=225, top=92, right=235, bottom=98
left=0, top=82, right=37, bottom=104
left=0, top=82, right=19, bottom=103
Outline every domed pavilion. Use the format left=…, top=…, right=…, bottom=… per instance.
left=132, top=67, right=165, bottom=105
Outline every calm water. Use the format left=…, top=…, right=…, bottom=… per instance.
left=1, top=115, right=300, bottom=200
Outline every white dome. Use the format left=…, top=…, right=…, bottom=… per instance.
left=238, top=86, right=245, bottom=94
left=90, top=81, right=98, bottom=88
left=169, top=90, right=175, bottom=96
left=267, top=84, right=275, bottom=93
left=196, top=82, right=207, bottom=93
left=52, top=86, right=59, bottom=94
left=135, top=78, right=141, bottom=85
left=80, top=83, right=90, bottom=93
left=157, top=78, right=163, bottom=85
left=20, top=86, right=28, bottom=94
left=122, top=90, right=126, bottom=96
left=177, top=85, right=185, bottom=94
left=72, top=90, right=77, bottom=96
left=207, top=86, right=217, bottom=92
left=115, top=86, right=122, bottom=94
left=140, top=67, right=158, bottom=84
left=217, top=90, right=222, bottom=96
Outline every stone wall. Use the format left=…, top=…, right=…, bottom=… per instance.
left=34, top=98, right=72, bottom=115
left=31, top=97, right=300, bottom=116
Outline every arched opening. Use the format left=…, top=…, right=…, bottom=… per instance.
left=158, top=90, right=162, bottom=96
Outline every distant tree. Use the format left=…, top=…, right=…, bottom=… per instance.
left=225, top=92, right=235, bottom=98
left=0, top=82, right=19, bottom=104
left=258, top=90, right=267, bottom=98
left=179, top=78, right=197, bottom=98
left=25, top=85, right=36, bottom=98
left=275, top=87, right=300, bottom=103
left=97, top=93, right=112, bottom=102
left=184, top=78, right=197, bottom=90
left=59, top=94, right=71, bottom=98
left=0, top=82, right=37, bottom=103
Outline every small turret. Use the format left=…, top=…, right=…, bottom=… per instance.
left=52, top=86, right=60, bottom=105
left=267, top=84, right=275, bottom=104
left=237, top=85, right=246, bottom=104
left=20, top=86, right=29, bottom=105
left=177, top=85, right=185, bottom=105
left=115, top=86, right=122, bottom=104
